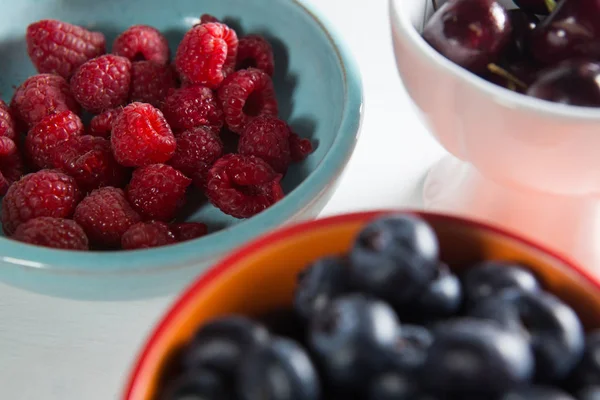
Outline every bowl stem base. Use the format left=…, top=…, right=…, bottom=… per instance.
left=423, top=154, right=600, bottom=273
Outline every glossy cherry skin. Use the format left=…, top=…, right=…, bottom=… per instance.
left=505, top=9, right=539, bottom=62
left=423, top=0, right=512, bottom=73
left=526, top=60, right=600, bottom=107
left=513, top=0, right=552, bottom=15
left=530, top=0, right=600, bottom=65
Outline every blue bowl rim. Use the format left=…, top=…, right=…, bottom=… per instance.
left=0, top=0, right=364, bottom=274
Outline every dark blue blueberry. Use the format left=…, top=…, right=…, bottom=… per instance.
left=578, top=386, right=600, bottom=400
left=386, top=325, right=434, bottom=372
left=308, top=293, right=400, bottom=393
left=161, top=369, right=231, bottom=400
left=462, top=260, right=540, bottom=304
left=294, top=256, right=349, bottom=321
left=421, top=318, right=534, bottom=397
left=500, top=385, right=575, bottom=400
left=414, top=263, right=462, bottom=321
left=237, top=336, right=321, bottom=400
left=182, top=316, right=270, bottom=377
left=368, top=370, right=433, bottom=400
left=569, top=331, right=600, bottom=389
left=257, top=308, right=307, bottom=345
left=469, top=289, right=585, bottom=382
left=348, top=214, right=439, bottom=308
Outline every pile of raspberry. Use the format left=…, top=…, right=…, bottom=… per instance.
left=0, top=14, right=312, bottom=251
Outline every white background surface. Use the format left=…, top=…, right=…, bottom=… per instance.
left=0, top=1, right=446, bottom=398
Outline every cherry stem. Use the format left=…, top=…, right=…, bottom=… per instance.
left=487, top=63, right=527, bottom=90
left=545, top=0, right=556, bottom=13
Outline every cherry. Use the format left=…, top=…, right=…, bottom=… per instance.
left=482, top=62, right=539, bottom=93
left=422, top=0, right=512, bottom=74
left=505, top=9, right=539, bottom=62
left=513, top=0, right=555, bottom=15
left=526, top=60, right=600, bottom=107
left=530, top=0, right=600, bottom=65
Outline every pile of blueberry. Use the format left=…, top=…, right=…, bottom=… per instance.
left=160, top=214, right=600, bottom=399
left=423, top=0, right=600, bottom=107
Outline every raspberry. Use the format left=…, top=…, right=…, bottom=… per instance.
left=0, top=100, right=17, bottom=141
left=199, top=14, right=220, bottom=24
left=26, top=110, right=84, bottom=169
left=0, top=137, right=17, bottom=157
left=11, top=74, right=81, bottom=129
left=112, top=25, right=170, bottom=65
left=52, top=135, right=128, bottom=193
left=89, top=108, right=122, bottom=138
left=238, top=116, right=291, bottom=173
left=130, top=61, right=177, bottom=108
left=168, top=127, right=223, bottom=187
left=218, top=68, right=278, bottom=134
left=205, top=154, right=284, bottom=219
left=170, top=222, right=208, bottom=242
left=12, top=217, right=89, bottom=250
left=26, top=19, right=106, bottom=79
left=2, top=170, right=81, bottom=236
left=126, top=164, right=191, bottom=221
left=73, top=187, right=141, bottom=247
left=121, top=221, right=177, bottom=250
left=161, top=85, right=223, bottom=133
left=0, top=149, right=25, bottom=196
left=175, top=23, right=239, bottom=89
left=236, top=35, right=275, bottom=76
left=70, top=55, right=132, bottom=113
left=289, top=132, right=314, bottom=162
left=111, top=102, right=177, bottom=167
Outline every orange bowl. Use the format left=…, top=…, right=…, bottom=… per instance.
left=123, top=210, right=600, bottom=400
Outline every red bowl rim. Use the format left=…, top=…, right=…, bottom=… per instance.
left=123, top=209, right=600, bottom=399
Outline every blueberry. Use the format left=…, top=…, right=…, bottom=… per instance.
left=294, top=256, right=349, bottom=321
left=462, top=260, right=540, bottom=304
left=421, top=318, right=534, bottom=397
left=161, top=369, right=231, bottom=400
left=469, top=289, right=585, bottom=382
left=182, top=316, right=270, bottom=377
left=348, top=214, right=439, bottom=308
left=237, top=336, right=321, bottom=400
left=569, top=331, right=600, bottom=389
left=257, top=308, right=307, bottom=345
left=368, top=370, right=433, bottom=400
left=500, top=385, right=576, bottom=400
left=414, top=263, right=462, bottom=321
left=308, top=293, right=400, bottom=392
left=578, top=386, right=600, bottom=400
left=386, top=325, right=434, bottom=372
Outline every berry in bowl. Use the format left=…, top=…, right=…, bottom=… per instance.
left=390, top=0, right=600, bottom=272
left=123, top=211, right=600, bottom=400
left=0, top=0, right=362, bottom=299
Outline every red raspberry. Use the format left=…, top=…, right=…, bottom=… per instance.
left=26, top=19, right=106, bottom=79
left=73, top=187, right=141, bottom=247
left=0, top=149, right=25, bottom=196
left=52, top=135, right=128, bottom=193
left=238, top=116, right=291, bottom=173
left=175, top=23, right=239, bottom=89
left=161, top=85, right=223, bottom=133
left=0, top=137, right=17, bottom=158
left=170, top=222, right=208, bottom=242
left=2, top=170, right=81, bottom=235
left=112, top=25, right=170, bottom=65
left=205, top=154, right=284, bottom=219
left=0, top=100, right=17, bottom=141
left=111, top=102, right=176, bottom=167
left=12, top=217, right=89, bottom=250
left=236, top=35, right=275, bottom=76
left=126, top=164, right=191, bottom=221
left=289, top=132, right=314, bottom=162
left=218, top=68, right=278, bottom=134
left=89, top=108, right=122, bottom=138
left=26, top=110, right=84, bottom=169
left=11, top=74, right=81, bottom=129
left=70, top=55, right=132, bottom=113
left=199, top=14, right=220, bottom=24
left=168, top=127, right=223, bottom=188
left=130, top=61, right=177, bottom=108
left=121, top=221, right=176, bottom=250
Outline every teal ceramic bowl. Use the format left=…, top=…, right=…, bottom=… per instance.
left=0, top=0, right=363, bottom=300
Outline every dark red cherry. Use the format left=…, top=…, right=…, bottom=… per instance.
left=530, top=0, right=600, bottom=65
left=505, top=9, right=539, bottom=62
left=526, top=60, right=600, bottom=107
left=422, top=0, right=513, bottom=73
left=513, top=0, right=554, bottom=15
left=482, top=61, right=540, bottom=93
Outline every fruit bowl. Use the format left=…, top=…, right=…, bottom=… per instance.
left=123, top=210, right=600, bottom=400
left=390, top=0, right=600, bottom=273
left=0, top=0, right=362, bottom=300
